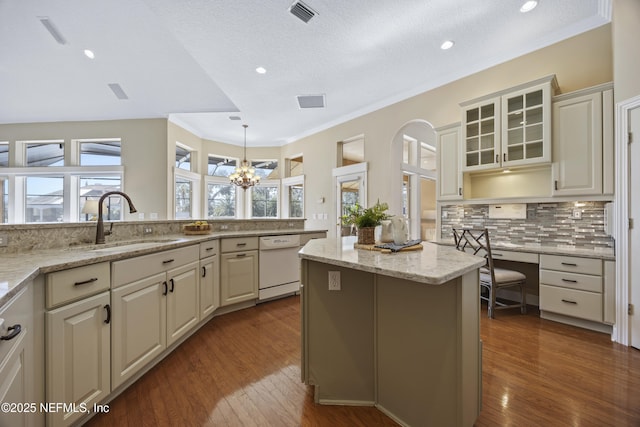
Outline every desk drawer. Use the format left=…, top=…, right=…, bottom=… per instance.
left=491, top=250, right=538, bottom=264
left=46, top=262, right=110, bottom=308
left=540, top=254, right=602, bottom=275
left=540, top=284, right=602, bottom=322
left=539, top=269, right=602, bottom=293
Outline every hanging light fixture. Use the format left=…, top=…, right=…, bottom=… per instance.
left=229, top=124, right=261, bottom=190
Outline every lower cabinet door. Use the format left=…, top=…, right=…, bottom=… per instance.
left=111, top=273, right=167, bottom=389
left=220, top=251, right=259, bottom=306
left=0, top=329, right=30, bottom=427
left=166, top=261, right=200, bottom=347
left=199, top=255, right=220, bottom=319
left=46, top=291, right=111, bottom=427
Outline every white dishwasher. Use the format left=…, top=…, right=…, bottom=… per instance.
left=258, top=234, right=301, bottom=301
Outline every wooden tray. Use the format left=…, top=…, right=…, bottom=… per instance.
left=354, top=242, right=423, bottom=254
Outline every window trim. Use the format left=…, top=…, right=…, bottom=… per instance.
left=282, top=175, right=304, bottom=219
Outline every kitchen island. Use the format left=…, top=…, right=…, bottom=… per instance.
left=299, top=237, right=486, bottom=427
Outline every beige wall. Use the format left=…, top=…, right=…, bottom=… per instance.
left=285, top=25, right=613, bottom=237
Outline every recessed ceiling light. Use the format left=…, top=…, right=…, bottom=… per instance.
left=440, top=40, right=455, bottom=50
left=83, top=49, right=95, bottom=59
left=256, top=66, right=267, bottom=74
left=520, top=1, right=538, bottom=13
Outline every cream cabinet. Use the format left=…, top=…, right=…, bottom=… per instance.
left=220, top=237, right=259, bottom=307
left=45, top=262, right=111, bottom=427
left=539, top=255, right=607, bottom=324
left=111, top=245, right=199, bottom=389
left=552, top=84, right=614, bottom=197
left=0, top=284, right=40, bottom=427
left=46, top=292, right=110, bottom=427
left=199, top=241, right=220, bottom=320
left=436, top=123, right=463, bottom=200
left=461, top=75, right=556, bottom=172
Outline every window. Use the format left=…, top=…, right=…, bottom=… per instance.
left=176, top=145, right=192, bottom=171
left=80, top=140, right=121, bottom=165
left=2, top=139, right=124, bottom=224
left=25, top=176, right=64, bottom=222
left=251, top=160, right=278, bottom=179
left=1, top=178, right=7, bottom=223
left=208, top=155, right=237, bottom=177
left=288, top=156, right=303, bottom=177
left=0, top=142, right=8, bottom=167
left=26, top=141, right=64, bottom=167
left=420, top=142, right=436, bottom=171
left=175, top=177, right=192, bottom=219
left=251, top=184, right=278, bottom=218
left=79, top=176, right=122, bottom=221
left=207, top=182, right=236, bottom=218
left=288, top=184, right=304, bottom=218
left=338, top=136, right=365, bottom=166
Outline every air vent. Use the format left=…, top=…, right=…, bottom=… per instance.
left=297, top=94, right=325, bottom=109
left=108, top=83, right=129, bottom=100
left=229, top=115, right=241, bottom=121
left=289, top=1, right=317, bottom=23
left=39, top=17, right=67, bottom=45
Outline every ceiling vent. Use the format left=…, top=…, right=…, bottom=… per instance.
left=39, top=17, right=67, bottom=45
left=228, top=115, right=241, bottom=121
left=297, top=94, right=325, bottom=109
left=289, top=1, right=317, bottom=23
left=108, top=83, right=129, bottom=100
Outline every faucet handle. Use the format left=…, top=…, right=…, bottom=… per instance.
left=104, top=222, right=114, bottom=236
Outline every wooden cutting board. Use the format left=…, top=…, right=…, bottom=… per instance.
left=354, top=242, right=423, bottom=254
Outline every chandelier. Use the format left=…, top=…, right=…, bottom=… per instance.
left=229, top=124, right=261, bottom=190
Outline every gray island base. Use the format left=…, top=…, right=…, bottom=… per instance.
left=299, top=237, right=486, bottom=427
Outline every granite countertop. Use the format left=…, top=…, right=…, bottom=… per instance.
left=298, top=237, right=486, bottom=285
left=0, top=229, right=325, bottom=308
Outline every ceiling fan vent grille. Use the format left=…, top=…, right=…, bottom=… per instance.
left=289, top=1, right=317, bottom=23
left=297, top=94, right=325, bottom=109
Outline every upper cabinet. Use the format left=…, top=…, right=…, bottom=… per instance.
left=436, top=123, right=463, bottom=201
left=551, top=83, right=614, bottom=197
left=461, top=75, right=557, bottom=172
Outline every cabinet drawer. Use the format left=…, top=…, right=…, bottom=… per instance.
left=540, top=284, right=602, bottom=322
left=112, top=245, right=199, bottom=288
left=491, top=250, right=538, bottom=263
left=540, top=254, right=602, bottom=275
left=0, top=286, right=31, bottom=370
left=46, top=262, right=110, bottom=308
left=221, top=237, right=259, bottom=253
left=539, top=269, right=602, bottom=293
left=199, top=240, right=219, bottom=258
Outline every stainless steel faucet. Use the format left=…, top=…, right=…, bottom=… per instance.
left=95, top=191, right=137, bottom=244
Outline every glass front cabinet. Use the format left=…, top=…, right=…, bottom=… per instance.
left=461, top=76, right=557, bottom=172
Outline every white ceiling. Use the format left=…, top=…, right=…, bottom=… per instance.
left=0, top=0, right=610, bottom=147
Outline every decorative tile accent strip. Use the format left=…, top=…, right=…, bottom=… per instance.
left=441, top=202, right=613, bottom=250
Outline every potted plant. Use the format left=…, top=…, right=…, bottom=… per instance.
left=341, top=200, right=390, bottom=245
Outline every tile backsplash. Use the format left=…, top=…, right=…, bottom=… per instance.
left=441, top=201, right=613, bottom=250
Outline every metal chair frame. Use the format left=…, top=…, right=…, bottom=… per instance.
left=452, top=228, right=527, bottom=318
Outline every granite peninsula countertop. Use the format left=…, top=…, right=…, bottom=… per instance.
left=298, top=237, right=486, bottom=285
left=0, top=229, right=325, bottom=308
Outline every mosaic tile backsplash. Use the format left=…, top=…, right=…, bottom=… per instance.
left=441, top=201, right=613, bottom=250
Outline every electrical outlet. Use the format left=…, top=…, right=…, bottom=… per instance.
left=143, top=227, right=153, bottom=235
left=220, top=224, right=229, bottom=230
left=328, top=271, right=341, bottom=291
left=572, top=209, right=582, bottom=219
left=0, top=234, right=7, bottom=247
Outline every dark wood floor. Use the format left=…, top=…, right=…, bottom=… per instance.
left=86, top=296, right=640, bottom=427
